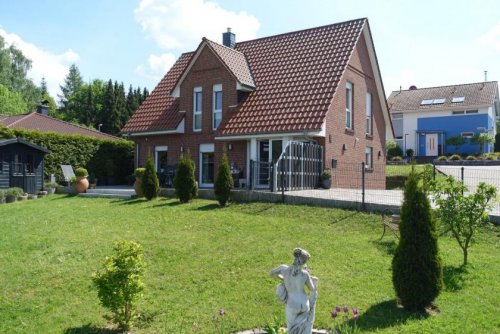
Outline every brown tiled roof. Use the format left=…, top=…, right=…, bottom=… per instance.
left=387, top=82, right=499, bottom=112
left=205, top=39, right=255, bottom=88
left=121, top=53, right=193, bottom=133
left=122, top=18, right=367, bottom=135
left=0, top=113, right=120, bottom=140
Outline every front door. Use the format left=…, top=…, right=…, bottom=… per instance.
left=426, top=133, right=438, bottom=156
left=199, top=144, right=214, bottom=187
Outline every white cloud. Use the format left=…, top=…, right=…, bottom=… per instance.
left=0, top=28, right=79, bottom=98
left=136, top=52, right=177, bottom=80
left=134, top=0, right=260, bottom=78
left=479, top=23, right=500, bottom=51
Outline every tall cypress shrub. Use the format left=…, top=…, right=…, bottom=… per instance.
left=141, top=154, right=159, bottom=200
left=173, top=152, right=197, bottom=203
left=214, top=150, right=233, bottom=206
left=392, top=169, right=443, bottom=311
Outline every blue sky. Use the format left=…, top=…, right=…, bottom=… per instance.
left=1, top=0, right=499, bottom=98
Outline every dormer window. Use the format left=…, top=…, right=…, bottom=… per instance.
left=213, top=84, right=222, bottom=130
left=193, top=87, right=202, bottom=132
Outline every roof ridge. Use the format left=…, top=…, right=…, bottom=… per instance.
left=6, top=113, right=32, bottom=127
left=236, top=17, right=367, bottom=45
left=33, top=113, right=120, bottom=139
left=391, top=81, right=498, bottom=93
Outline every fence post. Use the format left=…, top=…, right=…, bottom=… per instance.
left=433, top=162, right=436, bottom=180
left=461, top=166, right=464, bottom=195
left=361, top=162, right=366, bottom=211
left=250, top=160, right=254, bottom=190
left=281, top=157, right=285, bottom=203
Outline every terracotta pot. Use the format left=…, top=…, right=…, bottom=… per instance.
left=74, top=176, right=89, bottom=193
left=134, top=178, right=144, bottom=197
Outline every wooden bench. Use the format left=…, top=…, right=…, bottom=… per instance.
left=380, top=208, right=400, bottom=240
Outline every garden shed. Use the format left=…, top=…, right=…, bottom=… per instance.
left=0, top=138, right=51, bottom=193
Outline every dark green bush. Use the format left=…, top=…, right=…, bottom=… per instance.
left=134, top=168, right=146, bottom=178
left=141, top=154, right=159, bottom=200
left=387, top=145, right=403, bottom=160
left=74, top=167, right=88, bottom=177
left=173, top=152, right=198, bottom=203
left=392, top=169, right=443, bottom=311
left=214, top=150, right=233, bottom=206
left=0, top=125, right=133, bottom=183
left=92, top=240, right=145, bottom=331
left=6, top=187, right=24, bottom=198
left=406, top=149, right=414, bottom=158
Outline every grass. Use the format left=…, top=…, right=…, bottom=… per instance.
left=385, top=164, right=429, bottom=177
left=0, top=195, right=499, bottom=333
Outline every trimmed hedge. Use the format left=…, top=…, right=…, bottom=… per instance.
left=0, top=125, right=134, bottom=184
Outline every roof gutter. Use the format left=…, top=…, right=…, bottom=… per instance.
left=214, top=130, right=324, bottom=141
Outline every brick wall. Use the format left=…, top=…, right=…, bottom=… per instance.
left=321, top=33, right=386, bottom=189
left=133, top=46, right=248, bottom=184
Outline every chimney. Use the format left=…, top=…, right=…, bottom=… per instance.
left=222, top=27, right=235, bottom=48
left=37, top=99, right=49, bottom=116
left=409, top=85, right=417, bottom=90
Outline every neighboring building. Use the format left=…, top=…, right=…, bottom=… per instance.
left=0, top=104, right=120, bottom=141
left=0, top=138, right=51, bottom=193
left=121, top=18, right=392, bottom=190
left=388, top=82, right=500, bottom=157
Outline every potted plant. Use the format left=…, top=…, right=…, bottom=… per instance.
left=320, top=170, right=332, bottom=189
left=134, top=167, right=146, bottom=197
left=44, top=182, right=58, bottom=195
left=0, top=190, right=5, bottom=204
left=5, top=188, right=19, bottom=203
left=73, top=167, right=89, bottom=193
left=88, top=174, right=98, bottom=189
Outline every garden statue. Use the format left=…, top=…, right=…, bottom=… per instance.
left=270, top=248, right=318, bottom=334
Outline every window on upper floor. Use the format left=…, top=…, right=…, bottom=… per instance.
left=466, top=110, right=478, bottom=114
left=366, top=92, right=372, bottom=135
left=193, top=87, right=202, bottom=132
left=346, top=82, right=353, bottom=129
left=213, top=84, right=222, bottom=130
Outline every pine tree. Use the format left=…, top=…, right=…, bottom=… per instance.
left=58, top=64, right=84, bottom=121
left=101, top=79, right=115, bottom=134
left=173, top=152, right=198, bottom=203
left=392, top=169, right=443, bottom=311
left=141, top=154, right=159, bottom=200
left=214, top=149, right=233, bottom=206
left=40, top=77, right=48, bottom=95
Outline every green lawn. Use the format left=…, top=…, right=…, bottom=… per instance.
left=0, top=195, right=499, bottom=333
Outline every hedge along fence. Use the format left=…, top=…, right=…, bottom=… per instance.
left=0, top=126, right=134, bottom=184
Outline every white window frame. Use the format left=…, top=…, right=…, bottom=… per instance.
left=366, top=92, right=372, bottom=135
left=365, top=146, right=373, bottom=170
left=212, top=84, right=222, bottom=130
left=346, top=82, right=353, bottom=129
left=193, top=87, right=202, bottom=132
left=154, top=146, right=168, bottom=172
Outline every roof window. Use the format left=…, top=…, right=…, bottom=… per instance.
left=452, top=96, right=465, bottom=103
left=432, top=98, right=446, bottom=104
left=421, top=99, right=433, bottom=105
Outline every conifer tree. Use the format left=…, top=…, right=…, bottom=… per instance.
left=173, top=152, right=198, bottom=203
left=214, top=149, right=233, bottom=206
left=58, top=64, right=83, bottom=120
left=141, top=154, right=159, bottom=200
left=392, top=169, right=443, bottom=311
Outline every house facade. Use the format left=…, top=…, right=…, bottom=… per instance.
left=387, top=82, right=499, bottom=157
left=121, top=18, right=392, bottom=190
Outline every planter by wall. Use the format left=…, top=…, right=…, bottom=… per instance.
left=73, top=176, right=89, bottom=193
left=321, top=179, right=332, bottom=189
left=134, top=178, right=144, bottom=197
left=6, top=196, right=16, bottom=203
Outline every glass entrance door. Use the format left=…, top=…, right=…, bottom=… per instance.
left=257, top=140, right=283, bottom=187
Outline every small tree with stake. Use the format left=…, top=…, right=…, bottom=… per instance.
left=214, top=148, right=233, bottom=206
left=430, top=176, right=497, bottom=266
left=392, top=168, right=443, bottom=311
left=173, top=152, right=198, bottom=203
left=141, top=154, right=159, bottom=200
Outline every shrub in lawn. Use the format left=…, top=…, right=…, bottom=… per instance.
left=392, top=168, right=443, bottom=311
left=141, top=154, right=159, bottom=200
left=214, top=150, right=233, bottom=206
left=92, top=240, right=146, bottom=331
left=406, top=148, right=414, bottom=158
left=449, top=154, right=461, bottom=161
left=387, top=143, right=403, bottom=160
left=430, top=176, right=497, bottom=265
left=173, top=152, right=198, bottom=203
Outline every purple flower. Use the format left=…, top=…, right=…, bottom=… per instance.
left=352, top=308, right=358, bottom=315
left=331, top=311, right=337, bottom=318
left=343, top=305, right=349, bottom=313
left=336, top=306, right=341, bottom=312
left=219, top=309, right=225, bottom=316
left=353, top=313, right=359, bottom=321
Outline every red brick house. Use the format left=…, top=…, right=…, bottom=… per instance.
left=121, top=18, right=392, bottom=190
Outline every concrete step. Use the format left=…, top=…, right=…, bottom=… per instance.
left=85, top=188, right=136, bottom=195
left=78, top=192, right=133, bottom=199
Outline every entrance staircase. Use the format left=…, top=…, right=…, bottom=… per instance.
left=78, top=187, right=135, bottom=199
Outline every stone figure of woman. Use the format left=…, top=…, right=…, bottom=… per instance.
left=270, top=248, right=318, bottom=334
